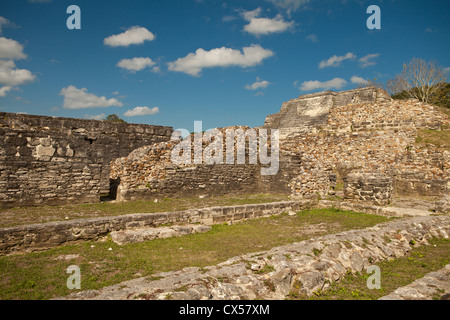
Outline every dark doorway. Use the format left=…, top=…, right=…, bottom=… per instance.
left=100, top=178, right=120, bottom=201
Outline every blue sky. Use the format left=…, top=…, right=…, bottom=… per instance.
left=0, top=0, right=449, bottom=132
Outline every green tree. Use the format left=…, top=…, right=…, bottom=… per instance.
left=105, top=114, right=126, bottom=123
left=391, top=83, right=450, bottom=109
left=429, top=82, right=450, bottom=109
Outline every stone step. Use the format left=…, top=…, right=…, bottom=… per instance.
left=110, top=224, right=212, bottom=245
left=318, top=200, right=436, bottom=217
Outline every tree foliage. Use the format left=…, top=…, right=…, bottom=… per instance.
left=386, top=58, right=448, bottom=104
left=105, top=114, right=126, bottom=123
left=391, top=83, right=450, bottom=109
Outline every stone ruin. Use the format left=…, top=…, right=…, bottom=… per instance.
left=109, top=87, right=449, bottom=209
left=0, top=87, right=448, bottom=211
left=0, top=113, right=172, bottom=208
left=1, top=87, right=449, bottom=301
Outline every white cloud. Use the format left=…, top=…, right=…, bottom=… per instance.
left=0, top=37, right=27, bottom=60
left=60, top=86, right=124, bottom=109
left=444, top=67, right=450, bottom=73
left=104, top=26, right=155, bottom=47
left=299, top=78, right=347, bottom=91
left=0, top=17, right=10, bottom=34
left=117, top=57, right=156, bottom=72
left=306, top=34, right=319, bottom=43
left=222, top=15, right=237, bottom=22
left=124, top=106, right=159, bottom=117
left=266, top=0, right=311, bottom=12
left=319, top=52, right=356, bottom=69
left=167, top=44, right=274, bottom=77
left=245, top=77, right=271, bottom=90
left=359, top=53, right=380, bottom=68
left=151, top=66, right=161, bottom=73
left=84, top=113, right=106, bottom=120
left=0, top=60, right=35, bottom=86
left=0, top=85, right=12, bottom=97
left=351, top=76, right=369, bottom=85
left=242, top=8, right=294, bottom=36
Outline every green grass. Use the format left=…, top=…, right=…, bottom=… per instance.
left=0, top=193, right=290, bottom=228
left=0, top=208, right=391, bottom=300
left=289, top=237, right=450, bottom=300
left=415, top=129, right=450, bottom=150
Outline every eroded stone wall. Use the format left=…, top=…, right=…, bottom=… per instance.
left=110, top=91, right=449, bottom=204
left=0, top=112, right=173, bottom=208
left=283, top=97, right=449, bottom=201
left=0, top=201, right=305, bottom=255
left=110, top=127, right=298, bottom=201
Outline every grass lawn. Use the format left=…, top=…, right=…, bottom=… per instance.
left=0, top=208, right=392, bottom=300
left=0, top=193, right=290, bottom=228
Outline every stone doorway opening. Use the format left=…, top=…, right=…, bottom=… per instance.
left=100, top=178, right=120, bottom=202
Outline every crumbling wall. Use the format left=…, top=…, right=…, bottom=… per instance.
left=0, top=112, right=173, bottom=208
left=283, top=98, right=449, bottom=201
left=110, top=127, right=297, bottom=201
left=111, top=94, right=448, bottom=204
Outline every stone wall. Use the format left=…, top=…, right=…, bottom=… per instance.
left=110, top=94, right=449, bottom=203
left=0, top=201, right=306, bottom=255
left=0, top=112, right=173, bottom=208
left=344, top=173, right=393, bottom=205
left=4, top=87, right=446, bottom=208
left=283, top=98, right=449, bottom=201
left=110, top=127, right=300, bottom=201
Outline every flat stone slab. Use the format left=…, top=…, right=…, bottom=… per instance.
left=318, top=200, right=435, bottom=217
left=382, top=207, right=433, bottom=217
left=110, top=224, right=212, bottom=245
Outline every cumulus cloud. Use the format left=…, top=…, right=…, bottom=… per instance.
left=167, top=44, right=274, bottom=77
left=0, top=60, right=35, bottom=86
left=359, top=53, right=380, bottom=68
left=117, top=57, right=156, bottom=72
left=0, top=85, right=12, bottom=97
left=245, top=77, right=271, bottom=90
left=319, top=52, right=356, bottom=69
left=242, top=8, right=294, bottom=36
left=124, top=106, right=159, bottom=117
left=351, top=76, right=369, bottom=85
left=104, top=26, right=155, bottom=47
left=60, top=86, right=124, bottom=109
left=299, top=78, right=347, bottom=91
left=0, top=37, right=27, bottom=60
